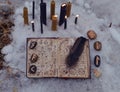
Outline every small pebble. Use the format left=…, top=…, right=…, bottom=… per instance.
left=94, top=55, right=101, bottom=67
left=94, top=41, right=102, bottom=51
left=87, top=30, right=97, bottom=40
left=93, top=69, right=102, bottom=78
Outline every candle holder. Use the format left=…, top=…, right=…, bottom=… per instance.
left=59, top=3, right=67, bottom=26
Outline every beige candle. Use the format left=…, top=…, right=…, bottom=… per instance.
left=23, top=7, right=29, bottom=25
left=50, top=0, right=55, bottom=19
left=52, top=15, right=58, bottom=31
left=66, top=2, right=72, bottom=17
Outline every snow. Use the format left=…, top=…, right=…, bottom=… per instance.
left=0, top=0, right=120, bottom=92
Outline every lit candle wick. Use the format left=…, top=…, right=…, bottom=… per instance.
left=54, top=15, right=58, bottom=17
left=75, top=14, right=79, bottom=24
left=64, top=15, right=67, bottom=29
left=65, top=15, right=67, bottom=19
left=31, top=20, right=35, bottom=32
left=31, top=20, right=34, bottom=23
left=76, top=14, right=79, bottom=17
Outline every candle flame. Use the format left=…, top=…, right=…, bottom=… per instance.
left=31, top=20, right=34, bottom=23
left=65, top=15, right=67, bottom=19
left=76, top=15, right=79, bottom=18
left=54, top=15, right=58, bottom=18
left=62, top=3, right=66, bottom=7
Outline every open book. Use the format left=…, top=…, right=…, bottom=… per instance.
left=26, top=38, right=90, bottom=78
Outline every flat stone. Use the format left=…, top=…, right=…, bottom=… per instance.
left=94, top=55, right=101, bottom=67
left=29, top=41, right=37, bottom=49
left=94, top=41, right=102, bottom=51
left=30, top=53, right=38, bottom=63
left=87, top=30, right=97, bottom=40
left=93, top=69, right=102, bottom=78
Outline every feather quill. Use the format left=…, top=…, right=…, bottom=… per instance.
left=66, top=37, right=87, bottom=67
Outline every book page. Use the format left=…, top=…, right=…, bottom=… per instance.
left=27, top=38, right=90, bottom=78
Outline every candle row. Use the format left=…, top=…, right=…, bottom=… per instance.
left=51, top=1, right=79, bottom=31
left=23, top=0, right=79, bottom=33
left=51, top=1, right=72, bottom=31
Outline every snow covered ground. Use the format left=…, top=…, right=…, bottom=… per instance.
left=0, top=0, right=120, bottom=92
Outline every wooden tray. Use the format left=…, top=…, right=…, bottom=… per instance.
left=26, top=38, right=91, bottom=78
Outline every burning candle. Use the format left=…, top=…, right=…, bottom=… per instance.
left=66, top=2, right=72, bottom=17
left=32, top=0, right=35, bottom=19
left=50, top=0, right=55, bottom=19
left=59, top=3, right=67, bottom=26
left=75, top=15, right=79, bottom=24
left=64, top=15, right=67, bottom=29
left=40, top=0, right=47, bottom=25
left=52, top=15, right=58, bottom=31
left=31, top=20, right=35, bottom=32
left=23, top=7, right=29, bottom=25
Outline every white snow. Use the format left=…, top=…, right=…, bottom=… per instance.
left=0, top=0, right=120, bottom=92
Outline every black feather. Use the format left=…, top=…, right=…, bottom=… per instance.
left=66, top=37, right=87, bottom=67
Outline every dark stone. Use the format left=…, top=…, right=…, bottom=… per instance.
left=94, top=41, right=102, bottom=51
left=29, top=65, right=37, bottom=74
left=94, top=55, right=101, bottom=67
left=30, top=53, right=38, bottom=63
left=29, top=41, right=37, bottom=49
left=87, top=30, right=97, bottom=40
